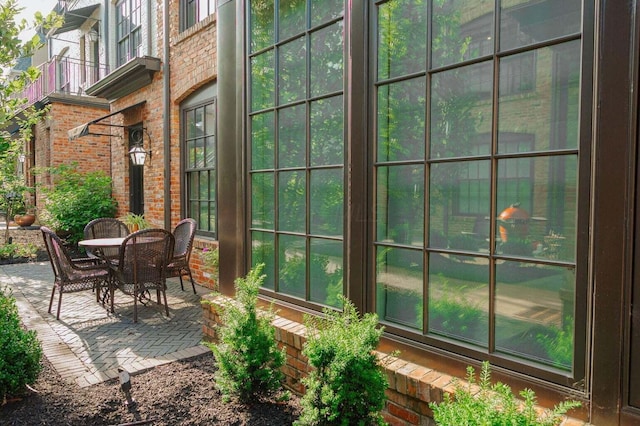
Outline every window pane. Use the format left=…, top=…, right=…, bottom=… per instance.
left=251, top=172, right=275, bottom=229
left=186, top=109, right=196, bottom=139
left=279, top=234, right=306, bottom=298
left=310, top=95, right=343, bottom=166
left=250, top=0, right=275, bottom=53
left=428, top=253, right=489, bottom=346
left=279, top=0, right=305, bottom=41
left=376, top=246, right=423, bottom=329
left=251, top=112, right=274, bottom=170
left=500, top=0, right=581, bottom=51
left=495, top=261, right=575, bottom=371
left=278, top=104, right=306, bottom=168
left=496, top=156, right=577, bottom=262
left=432, top=0, right=494, bottom=68
left=251, top=50, right=275, bottom=111
left=310, top=168, right=343, bottom=236
left=310, top=23, right=343, bottom=97
left=311, top=0, right=343, bottom=27
left=205, top=103, right=216, bottom=133
left=205, top=136, right=215, bottom=167
left=309, top=238, right=343, bottom=308
left=430, top=161, right=491, bottom=252
left=377, top=78, right=425, bottom=162
left=279, top=37, right=306, bottom=105
left=199, top=170, right=208, bottom=199
left=194, top=138, right=205, bottom=168
left=498, top=41, right=580, bottom=153
left=430, top=62, right=493, bottom=159
left=278, top=170, right=306, bottom=233
left=377, top=0, right=426, bottom=80
left=252, top=231, right=275, bottom=289
left=376, top=165, right=424, bottom=245
left=208, top=170, right=216, bottom=204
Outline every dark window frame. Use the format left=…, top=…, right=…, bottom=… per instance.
left=180, top=0, right=216, bottom=32
left=116, top=0, right=142, bottom=67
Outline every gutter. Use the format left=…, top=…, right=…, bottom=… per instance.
left=162, top=0, right=171, bottom=229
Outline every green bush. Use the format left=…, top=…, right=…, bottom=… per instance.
left=38, top=163, right=117, bottom=243
left=430, top=361, right=581, bottom=426
left=0, top=286, right=42, bottom=400
left=204, top=263, right=286, bottom=402
left=295, top=297, right=388, bottom=426
left=0, top=243, right=38, bottom=260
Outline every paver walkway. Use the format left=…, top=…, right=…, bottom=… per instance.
left=0, top=261, right=210, bottom=388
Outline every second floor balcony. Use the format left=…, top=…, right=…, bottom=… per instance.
left=21, top=55, right=110, bottom=106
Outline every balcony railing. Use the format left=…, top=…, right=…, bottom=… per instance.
left=20, top=55, right=110, bottom=105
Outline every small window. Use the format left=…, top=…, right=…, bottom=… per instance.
left=181, top=0, right=215, bottom=32
left=116, top=0, right=142, bottom=67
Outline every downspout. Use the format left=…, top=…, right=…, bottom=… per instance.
left=162, top=0, right=171, bottom=229
left=103, top=0, right=108, bottom=68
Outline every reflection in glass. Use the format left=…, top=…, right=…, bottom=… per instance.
left=498, top=41, right=580, bottom=153
left=279, top=234, right=306, bottom=298
left=310, top=169, right=344, bottom=236
left=495, top=261, right=574, bottom=371
left=279, top=105, right=306, bottom=168
left=496, top=156, right=577, bottom=263
left=279, top=38, right=307, bottom=105
left=378, top=0, right=426, bottom=80
left=430, top=161, right=491, bottom=252
left=310, top=23, right=344, bottom=97
left=205, top=136, right=215, bottom=167
left=432, top=0, right=494, bottom=68
left=251, top=50, right=275, bottom=111
left=279, top=0, right=305, bottom=41
left=310, top=95, right=344, bottom=166
left=251, top=112, right=274, bottom=170
left=252, top=231, right=275, bottom=289
left=428, top=254, right=488, bottom=346
left=311, top=0, right=343, bottom=27
left=251, top=172, right=275, bottom=229
left=430, top=62, right=492, bottom=159
left=377, top=78, right=426, bottom=162
left=250, top=0, right=275, bottom=53
left=377, top=165, right=424, bottom=245
left=279, top=171, right=306, bottom=233
left=376, top=246, right=423, bottom=329
left=309, top=238, right=343, bottom=307
left=500, top=0, right=581, bottom=51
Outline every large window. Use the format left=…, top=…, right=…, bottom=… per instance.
left=248, top=0, right=346, bottom=309
left=374, top=0, right=583, bottom=383
left=184, top=97, right=217, bottom=237
left=181, top=0, right=216, bottom=31
left=116, top=0, right=142, bottom=66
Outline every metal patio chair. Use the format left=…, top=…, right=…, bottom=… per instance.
left=83, top=217, right=130, bottom=262
left=41, top=226, right=111, bottom=320
left=109, top=228, right=174, bottom=323
left=166, top=218, right=197, bottom=293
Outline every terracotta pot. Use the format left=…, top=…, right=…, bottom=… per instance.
left=497, top=204, right=529, bottom=242
left=14, top=214, right=36, bottom=227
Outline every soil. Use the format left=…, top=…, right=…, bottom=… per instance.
left=0, top=351, right=302, bottom=426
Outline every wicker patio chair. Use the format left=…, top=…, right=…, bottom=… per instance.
left=110, top=228, right=175, bottom=323
left=83, top=217, right=130, bottom=261
left=41, top=226, right=111, bottom=320
left=166, top=218, right=197, bottom=294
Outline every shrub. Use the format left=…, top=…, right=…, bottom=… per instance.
left=430, top=361, right=581, bottom=426
left=295, top=296, right=388, bottom=426
left=0, top=243, right=38, bottom=260
left=37, top=163, right=117, bottom=243
left=204, top=263, right=286, bottom=402
left=0, top=286, right=42, bottom=400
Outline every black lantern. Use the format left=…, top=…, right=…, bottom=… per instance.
left=128, top=128, right=152, bottom=166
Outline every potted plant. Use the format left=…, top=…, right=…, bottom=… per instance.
left=120, top=212, right=149, bottom=233
left=13, top=200, right=36, bottom=227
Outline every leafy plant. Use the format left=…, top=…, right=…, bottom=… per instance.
left=0, top=242, right=38, bottom=260
left=0, top=285, right=42, bottom=401
left=295, top=297, right=388, bottom=426
left=204, top=263, right=286, bottom=402
left=429, top=278, right=485, bottom=341
left=120, top=212, right=150, bottom=232
left=536, top=316, right=574, bottom=371
left=430, top=361, right=581, bottom=426
left=201, top=247, right=219, bottom=281
left=36, top=163, right=117, bottom=243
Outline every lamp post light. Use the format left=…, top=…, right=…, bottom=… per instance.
left=129, top=145, right=148, bottom=166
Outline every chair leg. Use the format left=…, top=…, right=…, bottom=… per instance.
left=187, top=269, right=196, bottom=294
left=162, top=288, right=169, bottom=316
left=133, top=289, right=138, bottom=323
left=48, top=286, right=56, bottom=314
left=179, top=274, right=185, bottom=291
left=56, top=291, right=63, bottom=320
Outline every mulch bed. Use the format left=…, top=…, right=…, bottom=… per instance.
left=0, top=351, right=301, bottom=425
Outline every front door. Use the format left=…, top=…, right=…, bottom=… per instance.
left=129, top=125, right=144, bottom=215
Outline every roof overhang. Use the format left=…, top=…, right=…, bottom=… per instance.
left=50, top=4, right=100, bottom=35
left=84, top=56, right=161, bottom=102
left=68, top=100, right=147, bottom=140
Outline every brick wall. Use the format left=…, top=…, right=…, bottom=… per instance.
left=202, top=294, right=588, bottom=426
